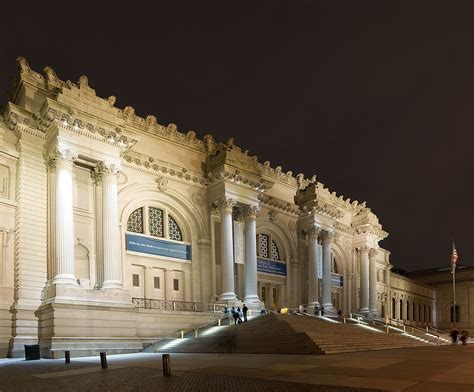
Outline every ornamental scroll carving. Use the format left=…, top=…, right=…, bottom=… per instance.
left=216, top=197, right=236, bottom=212
left=243, top=204, right=260, bottom=218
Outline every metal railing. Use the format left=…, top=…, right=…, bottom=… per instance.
left=132, top=298, right=227, bottom=313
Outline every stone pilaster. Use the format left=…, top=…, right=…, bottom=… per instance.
left=369, top=248, right=378, bottom=315
left=359, top=246, right=370, bottom=312
left=243, top=205, right=261, bottom=306
left=98, top=162, right=122, bottom=290
left=218, top=197, right=237, bottom=302
left=321, top=230, right=334, bottom=309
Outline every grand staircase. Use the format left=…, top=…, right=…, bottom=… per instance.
left=153, top=313, right=435, bottom=355
left=278, top=314, right=431, bottom=354
left=152, top=315, right=321, bottom=354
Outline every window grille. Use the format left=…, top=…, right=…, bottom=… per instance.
left=259, top=234, right=269, bottom=258
left=127, top=208, right=143, bottom=233
left=271, top=240, right=280, bottom=260
left=168, top=215, right=183, bottom=241
left=173, top=279, right=179, bottom=291
left=149, top=207, right=164, bottom=237
left=132, top=274, right=140, bottom=287
left=154, top=276, right=160, bottom=289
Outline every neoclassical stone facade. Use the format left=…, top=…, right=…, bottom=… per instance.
left=0, top=58, right=437, bottom=358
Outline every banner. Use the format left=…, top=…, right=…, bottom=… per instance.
left=331, top=273, right=343, bottom=287
left=233, top=221, right=244, bottom=264
left=257, top=258, right=287, bottom=276
left=126, top=233, right=191, bottom=261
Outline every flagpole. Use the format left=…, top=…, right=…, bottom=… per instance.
left=452, top=263, right=456, bottom=329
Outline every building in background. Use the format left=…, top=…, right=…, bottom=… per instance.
left=0, top=58, right=436, bottom=358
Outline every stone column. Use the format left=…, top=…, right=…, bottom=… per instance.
left=321, top=231, right=334, bottom=309
left=165, top=269, right=174, bottom=300
left=369, top=248, right=378, bottom=314
left=219, top=197, right=237, bottom=301
left=99, top=162, right=122, bottom=289
left=51, top=149, right=77, bottom=285
left=359, top=246, right=370, bottom=312
left=243, top=205, right=260, bottom=304
left=307, top=227, right=320, bottom=309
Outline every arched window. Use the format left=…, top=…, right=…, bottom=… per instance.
left=413, top=302, right=416, bottom=321
left=450, top=305, right=460, bottom=323
left=126, top=206, right=184, bottom=242
left=168, top=215, right=183, bottom=242
left=428, top=306, right=432, bottom=322
left=406, top=302, right=410, bottom=321
left=392, top=298, right=396, bottom=319
left=127, top=207, right=144, bottom=233
left=257, top=233, right=283, bottom=261
left=399, top=299, right=403, bottom=320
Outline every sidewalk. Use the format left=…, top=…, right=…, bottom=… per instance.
left=1, top=345, right=474, bottom=391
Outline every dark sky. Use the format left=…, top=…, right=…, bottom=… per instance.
left=1, top=1, right=473, bottom=271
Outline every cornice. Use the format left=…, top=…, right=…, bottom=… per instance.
left=258, top=194, right=299, bottom=216
left=122, top=151, right=207, bottom=188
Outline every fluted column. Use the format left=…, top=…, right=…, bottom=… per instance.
left=307, top=227, right=320, bottom=308
left=321, top=230, right=334, bottom=309
left=359, top=246, right=370, bottom=312
left=219, top=197, right=237, bottom=301
left=99, top=162, right=122, bottom=289
left=369, top=248, right=378, bottom=314
left=243, top=205, right=260, bottom=304
left=51, top=149, right=77, bottom=285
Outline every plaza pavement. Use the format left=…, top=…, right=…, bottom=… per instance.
left=0, top=344, right=474, bottom=391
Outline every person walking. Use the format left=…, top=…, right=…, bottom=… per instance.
left=242, top=304, right=248, bottom=322
left=236, top=307, right=243, bottom=324
left=449, top=329, right=459, bottom=344
left=232, top=307, right=239, bottom=325
left=460, top=330, right=469, bottom=345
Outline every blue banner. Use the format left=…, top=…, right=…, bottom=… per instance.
left=257, top=258, right=287, bottom=276
left=331, top=274, right=343, bottom=287
left=126, top=234, right=191, bottom=261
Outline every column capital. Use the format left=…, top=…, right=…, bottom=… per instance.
left=369, top=248, right=378, bottom=258
left=243, top=204, right=260, bottom=218
left=360, top=245, right=370, bottom=253
left=216, top=196, right=236, bottom=212
left=321, top=230, right=334, bottom=244
left=47, top=147, right=77, bottom=170
left=96, top=161, right=121, bottom=177
left=306, top=226, right=321, bottom=240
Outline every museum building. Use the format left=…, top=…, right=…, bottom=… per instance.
left=0, top=58, right=442, bottom=358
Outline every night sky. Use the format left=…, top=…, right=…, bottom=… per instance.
left=1, top=2, right=473, bottom=271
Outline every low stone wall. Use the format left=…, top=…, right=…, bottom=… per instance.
left=34, top=301, right=222, bottom=358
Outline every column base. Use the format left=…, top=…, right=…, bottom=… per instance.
left=243, top=294, right=261, bottom=304
left=306, top=302, right=320, bottom=315
left=358, top=307, right=370, bottom=314
left=52, top=275, right=78, bottom=286
left=101, top=280, right=123, bottom=290
left=219, top=291, right=237, bottom=302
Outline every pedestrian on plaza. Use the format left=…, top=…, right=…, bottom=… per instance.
left=232, top=308, right=239, bottom=325
left=321, top=305, right=325, bottom=316
left=314, top=304, right=321, bottom=316
left=449, top=329, right=459, bottom=344
left=237, top=307, right=243, bottom=324
left=243, top=304, right=248, bottom=322
left=460, top=330, right=469, bottom=345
